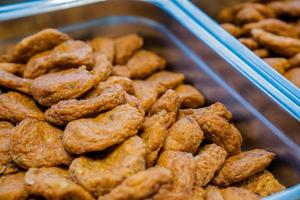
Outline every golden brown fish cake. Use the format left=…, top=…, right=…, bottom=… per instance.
left=24, top=167, right=94, bottom=200
left=163, top=116, right=203, bottom=154
left=24, top=40, right=94, bottom=79
left=284, top=68, right=300, bottom=88
left=157, top=151, right=195, bottom=194
left=205, top=185, right=224, bottom=200
left=112, top=65, right=131, bottom=77
left=0, top=172, right=28, bottom=200
left=0, top=121, right=18, bottom=175
left=288, top=53, right=300, bottom=67
left=91, top=53, right=112, bottom=82
left=10, top=119, right=72, bottom=169
left=253, top=48, right=270, bottom=58
left=213, top=149, right=275, bottom=186
left=0, top=92, right=44, bottom=123
left=69, top=136, right=145, bottom=197
left=133, top=80, right=158, bottom=112
left=31, top=66, right=99, bottom=106
left=90, top=37, right=115, bottom=63
left=63, top=104, right=144, bottom=154
left=45, top=85, right=125, bottom=126
left=175, top=84, right=205, bottom=108
left=126, top=50, right=166, bottom=79
left=178, top=102, right=232, bottom=121
left=86, top=76, right=134, bottom=99
left=220, top=187, right=259, bottom=200
left=221, top=23, right=243, bottom=37
left=4, top=29, right=70, bottom=63
left=194, top=144, right=227, bottom=187
left=252, top=29, right=300, bottom=57
left=238, top=38, right=260, bottom=50
left=192, top=186, right=206, bottom=200
left=268, top=0, right=300, bottom=17
left=237, top=170, right=285, bottom=197
left=242, top=19, right=299, bottom=38
left=0, top=63, right=25, bottom=76
left=147, top=71, right=185, bottom=95
left=98, top=167, right=172, bottom=200
left=114, top=34, right=143, bottom=65
left=140, top=111, right=170, bottom=167
left=0, top=70, right=32, bottom=95
left=198, top=114, right=242, bottom=155
left=263, top=58, right=290, bottom=74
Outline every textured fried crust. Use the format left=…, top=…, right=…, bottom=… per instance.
left=221, top=187, right=259, bottom=200
left=133, top=80, right=158, bottom=112
left=0, top=70, right=32, bottom=95
left=24, top=167, right=94, bottom=200
left=31, top=66, right=99, bottom=106
left=237, top=170, right=285, bottom=197
left=164, top=116, right=203, bottom=154
left=243, top=19, right=299, bottom=38
left=178, top=102, right=232, bottom=121
left=5, top=29, right=71, bottom=63
left=0, top=172, right=28, bottom=200
left=112, top=65, right=131, bottom=77
left=0, top=121, right=18, bottom=175
left=91, top=53, right=112, bottom=81
left=263, top=58, right=290, bottom=74
left=45, top=85, right=125, bottom=125
left=147, top=71, right=185, bottom=95
left=114, top=34, right=143, bottom=65
left=0, top=92, right=44, bottom=123
left=194, top=144, right=227, bottom=187
left=141, top=111, right=170, bottom=167
left=90, top=37, right=115, bottom=63
left=192, top=186, right=206, bottom=200
left=63, top=104, right=144, bottom=154
left=221, top=23, right=243, bottom=37
left=268, top=0, right=300, bottom=17
left=157, top=151, right=195, bottom=194
left=69, top=136, right=145, bottom=197
left=213, top=149, right=275, bottom=186
left=98, top=167, right=172, bottom=200
left=284, top=68, right=300, bottom=88
left=238, top=38, right=260, bottom=50
left=252, top=29, right=300, bottom=57
left=0, top=63, right=25, bottom=76
left=10, top=119, right=72, bottom=169
left=126, top=50, right=166, bottom=79
left=175, top=84, right=205, bottom=108
left=86, top=76, right=134, bottom=99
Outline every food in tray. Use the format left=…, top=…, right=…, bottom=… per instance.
left=219, top=0, right=300, bottom=88
left=0, top=29, right=285, bottom=200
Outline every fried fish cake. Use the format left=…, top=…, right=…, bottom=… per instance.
left=24, top=167, right=94, bottom=200
left=133, top=80, right=158, bottom=112
left=140, top=111, right=170, bottom=167
left=252, top=29, right=300, bottom=57
left=253, top=48, right=270, bottom=58
left=31, top=66, right=99, bottom=106
left=220, top=187, right=259, bottom=200
left=0, top=63, right=25, bottom=76
left=90, top=53, right=112, bottom=82
left=114, top=34, right=143, bottom=65
left=10, top=119, right=72, bottom=169
left=0, top=172, right=28, bottom=200
left=221, top=23, right=243, bottom=37
left=86, top=76, right=134, bottom=99
left=285, top=68, right=300, bottom=88
left=147, top=71, right=185, bottom=95
left=163, top=116, right=203, bottom=154
left=157, top=151, right=195, bottom=195
left=98, top=167, right=172, bottom=200
left=0, top=70, right=32, bottom=95
left=45, top=85, right=125, bottom=125
left=0, top=121, right=18, bottom=175
left=268, top=0, right=300, bottom=17
left=237, top=170, right=285, bottom=197
left=69, top=136, right=145, bottom=197
left=0, top=92, right=44, bottom=123
left=238, top=38, right=260, bottom=50
left=4, top=29, right=70, bottom=63
left=24, top=40, right=94, bottom=78
left=288, top=53, right=300, bottom=67
left=112, top=65, right=131, bottom=78
left=213, top=149, right=275, bottom=186
left=126, top=50, right=166, bottom=79
left=63, top=104, right=144, bottom=154
left=90, top=37, right=114, bottom=63
left=263, top=58, right=290, bottom=74
left=175, top=84, right=205, bottom=108
left=194, top=144, right=227, bottom=187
